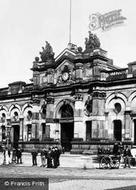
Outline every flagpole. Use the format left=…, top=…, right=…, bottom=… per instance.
left=69, top=0, right=72, bottom=43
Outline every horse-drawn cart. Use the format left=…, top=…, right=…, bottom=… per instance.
left=98, top=154, right=121, bottom=169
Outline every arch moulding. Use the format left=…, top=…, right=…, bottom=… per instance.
left=55, top=98, right=75, bottom=119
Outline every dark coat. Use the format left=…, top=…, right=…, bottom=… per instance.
left=31, top=149, right=38, bottom=158
left=123, top=148, right=132, bottom=157
left=16, top=149, right=22, bottom=158
left=113, top=144, right=119, bottom=155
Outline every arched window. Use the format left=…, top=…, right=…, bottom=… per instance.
left=1, top=113, right=6, bottom=123
left=60, top=104, right=73, bottom=118
left=27, top=111, right=32, bottom=120
left=1, top=125, right=6, bottom=141
left=13, top=111, right=19, bottom=121
left=114, top=103, right=121, bottom=113
left=27, top=124, right=32, bottom=141
left=85, top=96, right=92, bottom=115
left=2, top=113, right=6, bottom=118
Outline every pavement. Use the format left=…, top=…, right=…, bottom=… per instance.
left=1, top=152, right=136, bottom=189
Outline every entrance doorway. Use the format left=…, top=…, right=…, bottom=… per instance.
left=86, top=121, right=92, bottom=141
left=59, top=102, right=74, bottom=151
left=134, top=120, right=136, bottom=145
left=61, top=122, right=74, bottom=151
left=113, top=120, right=122, bottom=141
left=13, top=125, right=20, bottom=148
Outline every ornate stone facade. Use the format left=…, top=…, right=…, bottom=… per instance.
left=0, top=32, right=136, bottom=153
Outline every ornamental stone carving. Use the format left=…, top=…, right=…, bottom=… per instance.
left=31, top=97, right=40, bottom=105
left=74, top=93, right=83, bottom=101
left=41, top=101, right=47, bottom=115
left=47, top=97, right=54, bottom=104
left=84, top=96, right=92, bottom=116
left=39, top=41, right=55, bottom=63
left=84, top=31, right=101, bottom=53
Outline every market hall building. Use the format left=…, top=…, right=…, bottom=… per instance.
left=0, top=32, right=136, bottom=153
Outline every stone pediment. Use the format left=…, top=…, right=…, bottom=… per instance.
left=56, top=59, right=74, bottom=71
left=55, top=48, right=76, bottom=63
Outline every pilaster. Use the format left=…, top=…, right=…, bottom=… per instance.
left=19, top=116, right=24, bottom=141
left=75, top=63, right=83, bottom=80
left=47, top=69, right=54, bottom=84
left=46, top=96, right=54, bottom=139
left=32, top=99, right=40, bottom=139
left=74, top=94, right=85, bottom=140
left=124, top=111, right=131, bottom=139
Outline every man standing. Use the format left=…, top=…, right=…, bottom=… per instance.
left=56, top=147, right=61, bottom=167
left=40, top=148, right=46, bottom=167
left=16, top=148, right=22, bottom=164
left=123, top=145, right=132, bottom=168
left=52, top=147, right=57, bottom=168
left=113, top=142, right=119, bottom=156
left=31, top=147, right=38, bottom=166
left=47, top=147, right=52, bottom=168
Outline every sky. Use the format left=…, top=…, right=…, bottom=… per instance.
left=0, top=0, right=136, bottom=87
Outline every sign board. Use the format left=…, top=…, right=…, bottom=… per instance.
left=89, top=9, right=126, bottom=31
left=0, top=178, right=48, bottom=190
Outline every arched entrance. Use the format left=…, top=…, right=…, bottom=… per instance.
left=60, top=103, right=74, bottom=151
left=113, top=120, right=122, bottom=141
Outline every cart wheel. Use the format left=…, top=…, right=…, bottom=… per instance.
left=100, top=157, right=109, bottom=169
left=112, top=158, right=120, bottom=169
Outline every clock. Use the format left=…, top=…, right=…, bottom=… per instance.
left=62, top=72, right=69, bottom=81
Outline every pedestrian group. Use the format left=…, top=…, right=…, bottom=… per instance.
left=31, top=146, right=62, bottom=168
left=1, top=145, right=62, bottom=168
left=1, top=146, right=22, bottom=165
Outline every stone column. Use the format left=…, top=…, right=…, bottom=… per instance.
left=55, top=122, right=60, bottom=140
left=47, top=69, right=54, bottom=84
left=124, top=111, right=131, bottom=139
left=0, top=125, right=2, bottom=142
left=32, top=103, right=40, bottom=139
left=92, top=120, right=98, bottom=138
left=38, top=122, right=43, bottom=141
left=23, top=123, right=27, bottom=141
left=104, top=111, right=109, bottom=138
left=132, top=119, right=134, bottom=142
left=19, top=116, right=24, bottom=141
left=46, top=96, right=54, bottom=139
left=93, top=59, right=104, bottom=80
left=74, top=94, right=85, bottom=140
left=92, top=91, right=106, bottom=139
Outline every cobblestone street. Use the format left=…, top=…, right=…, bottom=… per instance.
left=1, top=152, right=136, bottom=189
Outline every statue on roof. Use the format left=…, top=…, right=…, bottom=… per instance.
left=84, top=31, right=101, bottom=52
left=39, top=41, right=55, bottom=63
